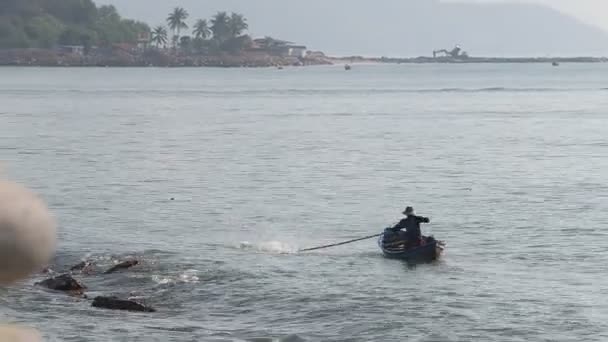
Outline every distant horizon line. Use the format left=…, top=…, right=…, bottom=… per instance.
left=328, top=54, right=608, bottom=59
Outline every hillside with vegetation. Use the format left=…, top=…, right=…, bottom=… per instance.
left=0, top=0, right=149, bottom=49
left=0, top=1, right=330, bottom=67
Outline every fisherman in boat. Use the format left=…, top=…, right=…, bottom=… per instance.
left=386, top=206, right=430, bottom=247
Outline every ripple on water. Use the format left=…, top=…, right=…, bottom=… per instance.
left=3, top=65, right=608, bottom=341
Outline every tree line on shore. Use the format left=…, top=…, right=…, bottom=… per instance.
left=0, top=0, right=257, bottom=55
left=152, top=7, right=253, bottom=55
left=0, top=0, right=148, bottom=51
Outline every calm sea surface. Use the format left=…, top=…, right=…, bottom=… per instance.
left=1, top=64, right=608, bottom=341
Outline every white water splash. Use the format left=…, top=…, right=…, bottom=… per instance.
left=178, top=269, right=200, bottom=283
left=151, top=275, right=172, bottom=285
left=238, top=241, right=297, bottom=254
left=151, top=270, right=200, bottom=285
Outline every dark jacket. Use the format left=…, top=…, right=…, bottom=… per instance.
left=389, top=215, right=430, bottom=240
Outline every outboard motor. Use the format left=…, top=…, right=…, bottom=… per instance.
left=382, top=228, right=398, bottom=244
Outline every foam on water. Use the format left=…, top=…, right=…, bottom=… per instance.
left=238, top=241, right=298, bottom=254
left=151, top=270, right=200, bottom=285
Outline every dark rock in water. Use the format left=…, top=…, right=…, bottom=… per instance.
left=70, top=260, right=93, bottom=273
left=248, top=335, right=305, bottom=342
left=92, top=296, right=155, bottom=312
left=41, top=267, right=54, bottom=274
left=36, top=274, right=85, bottom=293
left=104, top=259, right=139, bottom=274
left=279, top=335, right=307, bottom=342
left=70, top=261, right=87, bottom=271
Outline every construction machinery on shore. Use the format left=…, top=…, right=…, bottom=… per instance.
left=433, top=45, right=469, bottom=59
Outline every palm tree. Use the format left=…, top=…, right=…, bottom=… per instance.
left=227, top=12, right=248, bottom=37
left=151, top=26, right=168, bottom=48
left=167, top=7, right=189, bottom=47
left=192, top=19, right=211, bottom=39
left=211, top=11, right=230, bottom=42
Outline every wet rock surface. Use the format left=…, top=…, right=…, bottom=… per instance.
left=33, top=254, right=166, bottom=315
left=104, top=259, right=139, bottom=274
left=36, top=274, right=85, bottom=293
left=69, top=261, right=89, bottom=271
left=92, top=296, right=155, bottom=312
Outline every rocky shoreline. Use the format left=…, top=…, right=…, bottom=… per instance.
left=37, top=258, right=156, bottom=313
left=2, top=49, right=607, bottom=67
left=0, top=48, right=333, bottom=67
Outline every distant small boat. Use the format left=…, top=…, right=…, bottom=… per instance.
left=277, top=65, right=284, bottom=70
left=344, top=64, right=352, bottom=70
left=552, top=61, right=559, bottom=66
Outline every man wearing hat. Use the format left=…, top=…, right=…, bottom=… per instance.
left=388, top=206, right=430, bottom=246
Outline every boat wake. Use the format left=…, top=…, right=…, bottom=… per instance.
left=238, top=241, right=298, bottom=254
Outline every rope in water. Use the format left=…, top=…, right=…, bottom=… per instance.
left=298, top=233, right=382, bottom=252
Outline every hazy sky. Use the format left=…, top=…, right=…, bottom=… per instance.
left=468, top=0, right=608, bottom=31
left=101, top=0, right=608, bottom=56
left=540, top=1, right=608, bottom=31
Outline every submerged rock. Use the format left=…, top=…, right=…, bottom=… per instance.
left=92, top=296, right=155, bottom=312
left=70, top=261, right=88, bottom=271
left=36, top=274, right=85, bottom=293
left=103, top=259, right=139, bottom=274
left=40, top=266, right=54, bottom=274
left=70, top=260, right=94, bottom=274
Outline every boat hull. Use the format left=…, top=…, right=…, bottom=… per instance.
left=378, top=234, right=445, bottom=263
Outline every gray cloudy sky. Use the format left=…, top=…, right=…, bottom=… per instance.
left=471, top=0, right=608, bottom=31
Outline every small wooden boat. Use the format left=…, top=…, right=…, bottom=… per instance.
left=344, top=64, right=352, bottom=70
left=552, top=61, right=559, bottom=67
left=378, top=234, right=445, bottom=263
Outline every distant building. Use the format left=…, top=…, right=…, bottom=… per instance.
left=252, top=37, right=293, bottom=49
left=306, top=51, right=326, bottom=58
left=58, top=45, right=84, bottom=55
left=137, top=31, right=150, bottom=42
left=286, top=46, right=307, bottom=58
left=251, top=37, right=307, bottom=58
left=137, top=31, right=151, bottom=50
left=112, top=43, right=138, bottom=53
